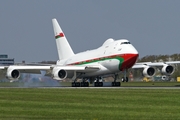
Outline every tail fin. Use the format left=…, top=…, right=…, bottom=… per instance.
left=52, top=18, right=74, bottom=60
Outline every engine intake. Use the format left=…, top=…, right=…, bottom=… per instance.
left=6, top=69, right=20, bottom=80
left=143, top=67, right=156, bottom=77
left=52, top=68, right=67, bottom=80
left=161, top=65, right=174, bottom=75
left=58, top=69, right=67, bottom=79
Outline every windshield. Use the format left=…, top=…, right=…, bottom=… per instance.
left=121, top=42, right=131, bottom=44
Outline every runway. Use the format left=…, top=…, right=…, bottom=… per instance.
left=39, top=86, right=180, bottom=89
left=0, top=86, right=180, bottom=89
left=0, top=81, right=180, bottom=89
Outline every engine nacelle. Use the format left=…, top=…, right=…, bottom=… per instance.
left=142, top=67, right=156, bottom=77
left=6, top=69, right=20, bottom=80
left=161, top=65, right=174, bottom=75
left=52, top=68, right=67, bottom=80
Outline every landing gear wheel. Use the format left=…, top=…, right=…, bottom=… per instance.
left=122, top=77, right=125, bottom=82
left=81, top=82, right=89, bottom=87
left=94, top=82, right=99, bottom=87
left=122, top=77, right=129, bottom=82
left=99, top=82, right=103, bottom=87
left=125, top=77, right=128, bottom=82
left=112, top=82, right=121, bottom=87
left=72, top=82, right=81, bottom=87
left=72, top=82, right=76, bottom=87
left=76, top=82, right=80, bottom=87
left=116, top=82, right=121, bottom=86
left=112, top=82, right=115, bottom=86
left=94, top=82, right=103, bottom=87
left=80, top=82, right=84, bottom=87
left=85, top=82, right=89, bottom=87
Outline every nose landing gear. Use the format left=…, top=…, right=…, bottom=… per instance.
left=122, top=77, right=128, bottom=82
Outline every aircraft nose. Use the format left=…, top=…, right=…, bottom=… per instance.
left=120, top=53, right=139, bottom=71
left=130, top=46, right=138, bottom=54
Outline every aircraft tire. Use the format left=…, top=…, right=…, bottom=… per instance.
left=122, top=77, right=125, bottom=82
left=122, top=77, right=129, bottom=82
left=81, top=82, right=85, bottom=87
left=81, top=82, right=89, bottom=87
left=94, top=82, right=98, bottom=87
left=72, top=82, right=81, bottom=87
left=85, top=82, right=89, bottom=87
left=75, top=82, right=80, bottom=87
left=72, top=82, right=76, bottom=87
left=112, top=82, right=121, bottom=87
left=94, top=82, right=103, bottom=87
left=99, top=82, right=103, bottom=87
left=115, top=82, right=121, bottom=86
left=112, top=82, right=115, bottom=86
left=126, top=77, right=129, bottom=82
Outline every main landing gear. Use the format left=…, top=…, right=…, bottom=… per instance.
left=72, top=78, right=89, bottom=87
left=71, top=72, right=89, bottom=87
left=112, top=74, right=121, bottom=87
left=72, top=71, right=89, bottom=87
left=94, top=77, right=103, bottom=87
left=72, top=81, right=89, bottom=87
left=70, top=71, right=128, bottom=87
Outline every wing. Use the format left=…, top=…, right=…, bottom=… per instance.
left=0, top=66, right=6, bottom=69
left=4, top=65, right=100, bottom=80
left=132, top=61, right=180, bottom=77
left=133, top=61, right=180, bottom=68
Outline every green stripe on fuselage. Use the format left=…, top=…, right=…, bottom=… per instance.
left=71, top=56, right=124, bottom=70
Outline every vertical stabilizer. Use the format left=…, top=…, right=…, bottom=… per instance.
left=52, top=18, right=74, bottom=60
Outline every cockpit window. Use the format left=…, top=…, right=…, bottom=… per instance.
left=121, top=42, right=131, bottom=44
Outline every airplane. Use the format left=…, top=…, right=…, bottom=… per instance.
left=0, top=18, right=179, bottom=87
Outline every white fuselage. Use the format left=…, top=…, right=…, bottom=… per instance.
left=56, top=39, right=139, bottom=78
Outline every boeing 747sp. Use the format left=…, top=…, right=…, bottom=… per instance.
left=1, top=19, right=179, bottom=87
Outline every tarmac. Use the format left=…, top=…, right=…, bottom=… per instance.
left=0, top=86, right=180, bottom=89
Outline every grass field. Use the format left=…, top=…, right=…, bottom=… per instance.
left=0, top=88, right=180, bottom=120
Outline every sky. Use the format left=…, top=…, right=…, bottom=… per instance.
left=0, top=0, right=180, bottom=62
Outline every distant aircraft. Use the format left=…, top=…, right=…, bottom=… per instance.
left=0, top=18, right=180, bottom=87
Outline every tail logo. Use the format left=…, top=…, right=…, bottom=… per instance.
left=55, top=32, right=64, bottom=39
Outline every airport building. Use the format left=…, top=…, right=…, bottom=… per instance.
left=0, top=54, right=14, bottom=65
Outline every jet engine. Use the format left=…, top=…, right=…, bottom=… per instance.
left=161, top=65, right=174, bottom=75
left=52, top=69, right=67, bottom=80
left=6, top=69, right=20, bottom=80
left=142, top=66, right=156, bottom=77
